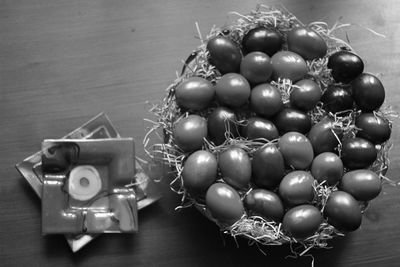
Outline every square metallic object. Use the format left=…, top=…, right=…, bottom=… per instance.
left=41, top=139, right=138, bottom=235
left=15, top=113, right=162, bottom=252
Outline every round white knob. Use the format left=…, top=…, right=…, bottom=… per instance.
left=68, top=165, right=102, bottom=201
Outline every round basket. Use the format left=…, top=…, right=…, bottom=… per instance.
left=145, top=5, right=396, bottom=255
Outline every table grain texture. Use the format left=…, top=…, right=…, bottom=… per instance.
left=1, top=0, right=400, bottom=266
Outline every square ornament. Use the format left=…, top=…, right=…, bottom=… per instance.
left=41, top=139, right=138, bottom=234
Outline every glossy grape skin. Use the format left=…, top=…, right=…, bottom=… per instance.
left=215, top=73, right=251, bottom=108
left=340, top=169, right=382, bottom=201
left=250, top=83, right=283, bottom=118
left=173, top=115, right=207, bottom=152
left=271, top=51, right=308, bottom=81
left=182, top=150, right=218, bottom=195
left=240, top=51, right=273, bottom=85
left=311, top=152, right=343, bottom=185
left=351, top=73, right=385, bottom=112
left=245, top=189, right=284, bottom=222
left=321, top=85, right=354, bottom=114
left=283, top=205, right=322, bottom=239
left=287, top=27, right=327, bottom=60
left=206, top=183, right=245, bottom=226
left=207, top=107, right=239, bottom=145
left=291, top=79, right=322, bottom=111
left=252, top=144, right=285, bottom=189
left=328, top=50, right=364, bottom=83
left=341, top=137, right=377, bottom=169
left=242, top=117, right=279, bottom=141
left=175, top=77, right=215, bottom=111
left=207, top=36, right=242, bottom=74
left=242, top=27, right=283, bottom=56
left=273, top=108, right=312, bottom=135
left=279, top=171, right=315, bottom=206
left=355, top=113, right=391, bottom=144
left=307, top=117, right=342, bottom=155
left=324, top=191, right=362, bottom=232
left=219, top=147, right=251, bottom=189
left=278, top=132, right=314, bottom=170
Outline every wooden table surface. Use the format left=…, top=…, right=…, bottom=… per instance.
left=1, top=0, right=400, bottom=266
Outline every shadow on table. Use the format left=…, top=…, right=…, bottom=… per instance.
left=167, top=205, right=351, bottom=267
